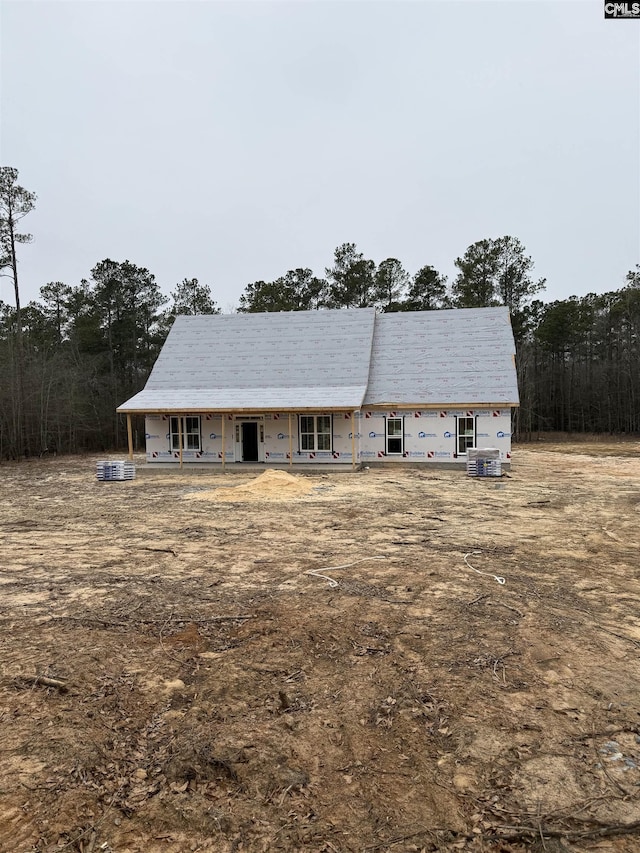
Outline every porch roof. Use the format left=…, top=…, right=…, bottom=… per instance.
left=116, top=386, right=367, bottom=414
left=117, top=309, right=375, bottom=414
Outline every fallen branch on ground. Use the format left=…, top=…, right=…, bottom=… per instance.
left=364, top=818, right=640, bottom=850
left=47, top=614, right=254, bottom=626
left=487, top=600, right=524, bottom=617
left=15, top=675, right=68, bottom=693
left=491, top=818, right=640, bottom=842
left=573, top=727, right=640, bottom=741
left=140, top=546, right=178, bottom=556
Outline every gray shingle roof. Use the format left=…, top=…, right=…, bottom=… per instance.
left=117, top=307, right=518, bottom=413
left=118, top=309, right=376, bottom=412
left=363, top=307, right=519, bottom=406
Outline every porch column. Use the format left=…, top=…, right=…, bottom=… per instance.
left=178, top=414, right=183, bottom=468
left=126, top=414, right=133, bottom=461
left=221, top=414, right=226, bottom=472
left=351, top=411, right=356, bottom=471
left=288, top=413, right=293, bottom=469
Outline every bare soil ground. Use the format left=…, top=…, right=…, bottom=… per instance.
left=1, top=443, right=640, bottom=853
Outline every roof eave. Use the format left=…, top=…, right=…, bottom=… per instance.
left=116, top=405, right=365, bottom=414
left=118, top=401, right=520, bottom=414
left=361, top=401, right=519, bottom=409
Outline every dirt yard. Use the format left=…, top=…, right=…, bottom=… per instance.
left=1, top=444, right=640, bottom=853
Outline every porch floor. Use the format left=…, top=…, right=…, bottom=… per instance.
left=136, top=462, right=363, bottom=475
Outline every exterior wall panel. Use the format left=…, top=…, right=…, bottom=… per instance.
left=359, top=409, right=513, bottom=463
left=145, top=410, right=513, bottom=464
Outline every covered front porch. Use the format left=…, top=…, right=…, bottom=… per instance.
left=121, top=409, right=361, bottom=471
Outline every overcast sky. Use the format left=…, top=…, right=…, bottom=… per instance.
left=1, top=0, right=638, bottom=312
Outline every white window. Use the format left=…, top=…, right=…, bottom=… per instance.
left=456, top=416, right=475, bottom=455
left=386, top=417, right=404, bottom=455
left=299, top=415, right=332, bottom=451
left=170, top=416, right=201, bottom=451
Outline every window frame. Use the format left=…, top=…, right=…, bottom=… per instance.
left=298, top=414, right=333, bottom=452
left=385, top=416, right=404, bottom=455
left=456, top=416, right=476, bottom=456
left=170, top=416, right=201, bottom=451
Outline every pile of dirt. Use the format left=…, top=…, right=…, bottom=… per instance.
left=185, top=468, right=315, bottom=502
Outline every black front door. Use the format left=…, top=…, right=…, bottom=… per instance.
left=241, top=422, right=259, bottom=462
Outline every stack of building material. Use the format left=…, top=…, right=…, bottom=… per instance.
left=96, top=460, right=136, bottom=481
left=466, top=448, right=502, bottom=478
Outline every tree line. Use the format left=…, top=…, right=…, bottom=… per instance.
left=1, top=167, right=638, bottom=458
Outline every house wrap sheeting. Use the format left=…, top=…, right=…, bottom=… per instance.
left=118, top=309, right=377, bottom=412
left=363, top=307, right=519, bottom=406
